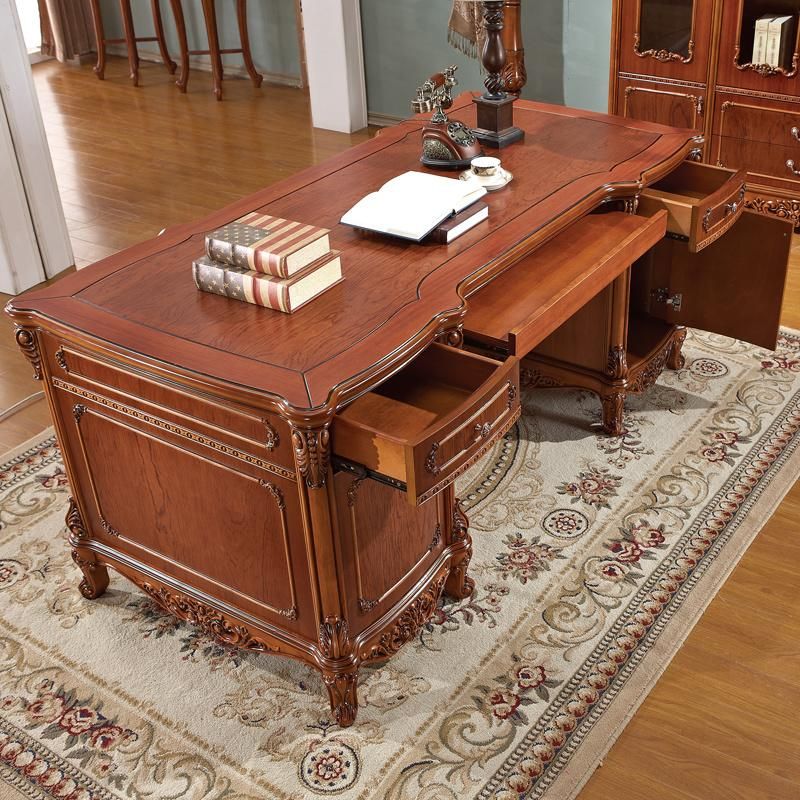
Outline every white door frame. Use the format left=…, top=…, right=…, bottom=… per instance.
left=0, top=0, right=73, bottom=293
left=301, top=0, right=368, bottom=133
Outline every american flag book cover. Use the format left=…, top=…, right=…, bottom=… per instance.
left=205, top=213, right=331, bottom=279
left=193, top=250, right=342, bottom=313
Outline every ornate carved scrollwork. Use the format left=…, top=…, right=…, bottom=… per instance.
left=606, top=345, right=628, bottom=381
left=100, top=518, right=121, bottom=537
left=258, top=479, right=286, bottom=510
left=319, top=615, right=351, bottom=661
left=628, top=339, right=673, bottom=393
left=141, top=582, right=274, bottom=652
left=263, top=420, right=280, bottom=451
left=66, top=498, right=87, bottom=541
left=54, top=348, right=69, bottom=373
left=745, top=196, right=800, bottom=230
left=520, top=367, right=563, bottom=389
left=634, top=34, right=695, bottom=64
left=360, top=572, right=447, bottom=661
left=72, top=404, right=87, bottom=423
left=14, top=327, right=42, bottom=380
left=452, top=498, right=469, bottom=542
left=292, top=427, right=330, bottom=489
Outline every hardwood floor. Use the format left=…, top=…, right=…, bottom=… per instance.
left=1, top=56, right=798, bottom=797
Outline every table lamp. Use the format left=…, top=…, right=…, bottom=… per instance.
left=470, top=0, right=524, bottom=148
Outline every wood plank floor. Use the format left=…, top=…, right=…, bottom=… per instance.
left=2, top=56, right=798, bottom=797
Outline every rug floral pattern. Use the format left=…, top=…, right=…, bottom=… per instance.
left=1, top=329, right=800, bottom=800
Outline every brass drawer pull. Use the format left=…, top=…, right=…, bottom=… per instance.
left=792, top=126, right=800, bottom=142
left=787, top=159, right=800, bottom=176
left=474, top=421, right=493, bottom=440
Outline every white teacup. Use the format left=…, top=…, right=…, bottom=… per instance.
left=471, top=156, right=501, bottom=177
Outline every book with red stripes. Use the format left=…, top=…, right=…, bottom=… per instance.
left=193, top=250, right=343, bottom=313
left=205, top=212, right=331, bottom=279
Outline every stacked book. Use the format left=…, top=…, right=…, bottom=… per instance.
left=193, top=212, right=342, bottom=313
left=752, top=14, right=797, bottom=68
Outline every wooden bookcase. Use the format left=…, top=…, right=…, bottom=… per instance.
left=611, top=0, right=800, bottom=228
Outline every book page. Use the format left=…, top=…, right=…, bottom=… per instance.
left=341, top=171, right=487, bottom=240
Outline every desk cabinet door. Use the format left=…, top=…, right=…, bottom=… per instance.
left=617, top=78, right=704, bottom=131
left=632, top=211, right=792, bottom=350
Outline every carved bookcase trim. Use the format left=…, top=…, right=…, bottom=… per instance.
left=744, top=195, right=800, bottom=228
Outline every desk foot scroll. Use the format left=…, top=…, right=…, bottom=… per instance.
left=444, top=497, right=475, bottom=600
left=71, top=549, right=109, bottom=600
left=600, top=391, right=626, bottom=437
left=323, top=668, right=359, bottom=728
left=668, top=326, right=687, bottom=370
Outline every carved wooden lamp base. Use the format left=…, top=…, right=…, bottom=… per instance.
left=473, top=95, right=524, bottom=148
left=473, top=0, right=525, bottom=149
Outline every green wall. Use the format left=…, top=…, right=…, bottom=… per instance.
left=361, top=0, right=613, bottom=119
left=97, top=0, right=300, bottom=79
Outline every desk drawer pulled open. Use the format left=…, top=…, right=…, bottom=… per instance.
left=333, top=343, right=519, bottom=505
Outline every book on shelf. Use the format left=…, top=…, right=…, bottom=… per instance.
left=766, top=14, right=795, bottom=68
left=753, top=15, right=774, bottom=64
left=427, top=201, right=489, bottom=244
left=205, top=213, right=331, bottom=278
left=340, top=170, right=487, bottom=242
left=193, top=250, right=343, bottom=313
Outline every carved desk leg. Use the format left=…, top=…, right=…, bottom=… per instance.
left=444, top=490, right=475, bottom=600
left=668, top=325, right=687, bottom=370
left=600, top=391, right=626, bottom=437
left=319, top=616, right=358, bottom=727
left=66, top=498, right=109, bottom=600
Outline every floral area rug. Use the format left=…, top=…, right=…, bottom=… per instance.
left=1, top=328, right=800, bottom=800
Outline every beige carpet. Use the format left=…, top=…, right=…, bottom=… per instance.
left=1, top=328, right=800, bottom=800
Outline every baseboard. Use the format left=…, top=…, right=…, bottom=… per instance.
left=105, top=44, right=303, bottom=88
left=367, top=112, right=404, bottom=128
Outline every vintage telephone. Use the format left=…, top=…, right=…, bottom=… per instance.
left=413, top=65, right=483, bottom=169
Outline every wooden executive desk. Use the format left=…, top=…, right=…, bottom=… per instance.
left=7, top=95, right=791, bottom=726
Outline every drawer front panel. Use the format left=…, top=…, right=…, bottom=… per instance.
left=616, top=77, right=704, bottom=130
left=713, top=135, right=800, bottom=190
left=714, top=95, right=800, bottom=149
left=639, top=161, right=746, bottom=252
left=53, top=383, right=314, bottom=636
left=414, top=360, right=520, bottom=505
left=42, top=333, right=293, bottom=473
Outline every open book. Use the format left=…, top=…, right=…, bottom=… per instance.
left=340, top=171, right=487, bottom=242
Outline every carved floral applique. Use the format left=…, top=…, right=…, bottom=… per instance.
left=493, top=533, right=562, bottom=584
left=557, top=466, right=622, bottom=508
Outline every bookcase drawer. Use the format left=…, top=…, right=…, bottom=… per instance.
left=332, top=343, right=520, bottom=505
left=712, top=135, right=800, bottom=189
left=713, top=93, right=800, bottom=149
left=638, top=161, right=746, bottom=252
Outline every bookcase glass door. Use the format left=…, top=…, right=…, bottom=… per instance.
left=733, top=0, right=800, bottom=73
left=636, top=0, right=695, bottom=62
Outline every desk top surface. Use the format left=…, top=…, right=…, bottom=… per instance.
left=9, top=95, right=699, bottom=415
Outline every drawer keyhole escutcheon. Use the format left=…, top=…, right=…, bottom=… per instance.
left=474, top=422, right=493, bottom=440
left=651, top=288, right=683, bottom=312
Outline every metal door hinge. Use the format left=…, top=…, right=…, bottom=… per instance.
left=651, top=288, right=683, bottom=311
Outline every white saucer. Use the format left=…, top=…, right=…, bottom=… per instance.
left=459, top=167, right=513, bottom=191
